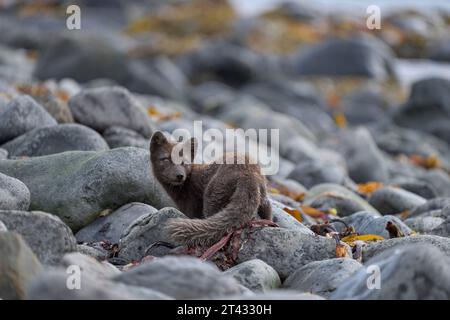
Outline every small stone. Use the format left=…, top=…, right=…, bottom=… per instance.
left=224, top=259, right=281, bottom=292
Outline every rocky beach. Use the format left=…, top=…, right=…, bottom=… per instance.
left=1, top=0, right=450, bottom=300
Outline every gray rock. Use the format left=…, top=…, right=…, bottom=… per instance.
left=287, top=159, right=347, bottom=189
left=33, top=93, right=74, bottom=123
left=2, top=124, right=109, bottom=157
left=77, top=244, right=109, bottom=261
left=0, top=220, right=6, bottom=231
left=0, top=95, right=57, bottom=144
left=180, top=41, right=279, bottom=87
left=0, top=232, right=43, bottom=299
left=410, top=197, right=450, bottom=217
left=419, top=169, right=450, bottom=197
left=0, top=148, right=7, bottom=159
left=304, top=183, right=380, bottom=215
left=224, top=259, right=281, bottom=292
left=430, top=218, right=450, bottom=237
left=331, top=244, right=450, bottom=299
left=34, top=34, right=129, bottom=84
left=60, top=252, right=120, bottom=279
left=0, top=147, right=174, bottom=231
left=68, top=86, right=155, bottom=138
left=237, top=227, right=351, bottom=279
left=126, top=57, right=187, bottom=100
left=103, top=126, right=149, bottom=149
left=369, top=187, right=426, bottom=215
left=76, top=202, right=158, bottom=244
left=0, top=210, right=77, bottom=265
left=114, top=256, right=244, bottom=299
left=290, top=36, right=395, bottom=80
left=428, top=38, right=450, bottom=62
left=404, top=215, right=446, bottom=234
left=219, top=290, right=325, bottom=300
left=118, top=207, right=186, bottom=261
left=362, top=235, right=450, bottom=262
left=27, top=270, right=171, bottom=300
left=323, top=127, right=388, bottom=183
left=284, top=258, right=362, bottom=298
left=0, top=172, right=30, bottom=211
left=243, top=81, right=334, bottom=137
left=394, top=180, right=438, bottom=200
left=334, top=211, right=413, bottom=239
left=342, top=87, right=388, bottom=124
left=308, top=192, right=370, bottom=217
left=270, top=200, right=315, bottom=234
left=393, top=78, right=450, bottom=144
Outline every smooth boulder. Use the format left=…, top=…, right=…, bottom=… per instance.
left=68, top=86, right=154, bottom=138
left=0, top=172, right=30, bottom=211
left=0, top=210, right=77, bottom=265
left=2, top=124, right=109, bottom=157
left=0, top=95, right=56, bottom=144
left=0, top=147, right=174, bottom=231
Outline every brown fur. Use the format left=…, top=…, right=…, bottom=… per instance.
left=150, top=131, right=272, bottom=247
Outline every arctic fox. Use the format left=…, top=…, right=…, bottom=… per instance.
left=150, top=131, right=272, bottom=247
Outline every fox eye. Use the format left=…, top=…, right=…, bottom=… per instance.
left=160, top=157, right=170, bottom=162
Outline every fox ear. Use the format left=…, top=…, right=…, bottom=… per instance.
left=150, top=131, right=167, bottom=149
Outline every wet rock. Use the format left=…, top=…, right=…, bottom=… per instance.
left=2, top=124, right=109, bottom=157
left=236, top=227, right=351, bottom=279
left=290, top=35, right=395, bottom=80
left=283, top=258, right=362, bottom=298
left=362, top=235, right=450, bottom=262
left=0, top=95, right=57, bottom=144
left=118, top=207, right=186, bottom=261
left=0, top=173, right=30, bottom=211
left=369, top=187, right=426, bottom=215
left=393, top=78, right=450, bottom=144
left=331, top=245, right=450, bottom=299
left=0, top=147, right=173, bottom=231
left=114, top=256, right=244, bottom=299
left=0, top=232, right=43, bottom=300
left=333, top=211, right=413, bottom=238
left=68, top=86, right=155, bottom=138
left=224, top=259, right=281, bottom=292
left=0, top=210, right=77, bottom=265
left=76, top=202, right=158, bottom=244
left=27, top=270, right=171, bottom=300
left=103, top=126, right=149, bottom=149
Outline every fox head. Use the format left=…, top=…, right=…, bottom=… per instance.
left=150, top=131, right=197, bottom=186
